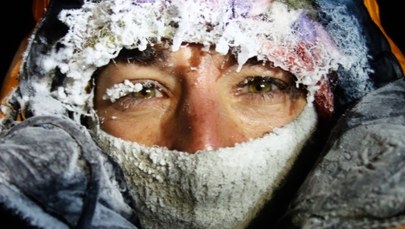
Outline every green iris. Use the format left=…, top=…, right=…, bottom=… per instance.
left=247, top=77, right=274, bottom=93
left=131, top=84, right=157, bottom=99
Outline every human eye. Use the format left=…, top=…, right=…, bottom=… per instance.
left=102, top=79, right=167, bottom=107
left=235, top=76, right=290, bottom=99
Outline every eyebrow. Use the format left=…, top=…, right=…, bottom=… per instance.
left=113, top=47, right=165, bottom=65
left=113, top=46, right=272, bottom=67
left=244, top=57, right=276, bottom=68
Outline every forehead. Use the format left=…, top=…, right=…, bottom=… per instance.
left=111, top=44, right=289, bottom=77
left=114, top=44, right=238, bottom=68
left=103, top=44, right=298, bottom=88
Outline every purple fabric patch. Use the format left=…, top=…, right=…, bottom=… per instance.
left=292, top=13, right=318, bottom=42
left=230, top=0, right=252, bottom=16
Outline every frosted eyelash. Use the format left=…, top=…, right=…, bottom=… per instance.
left=103, top=80, right=144, bottom=102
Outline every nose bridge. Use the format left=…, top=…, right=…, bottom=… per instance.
left=173, top=77, right=225, bottom=152
left=170, top=53, right=233, bottom=153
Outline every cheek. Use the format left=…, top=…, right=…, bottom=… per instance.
left=99, top=117, right=164, bottom=146
left=226, top=95, right=307, bottom=138
left=96, top=104, right=172, bottom=146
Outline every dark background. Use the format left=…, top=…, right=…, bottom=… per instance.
left=1, top=1, right=404, bottom=87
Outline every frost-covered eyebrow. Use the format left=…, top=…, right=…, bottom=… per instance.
left=113, top=47, right=165, bottom=65
left=245, top=57, right=271, bottom=66
left=112, top=47, right=284, bottom=73
left=113, top=46, right=256, bottom=68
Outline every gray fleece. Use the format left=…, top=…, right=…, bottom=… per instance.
left=281, top=78, right=405, bottom=229
left=0, top=116, right=139, bottom=229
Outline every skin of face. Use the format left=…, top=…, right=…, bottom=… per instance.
left=94, top=44, right=307, bottom=153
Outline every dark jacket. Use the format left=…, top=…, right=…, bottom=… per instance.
left=0, top=116, right=139, bottom=228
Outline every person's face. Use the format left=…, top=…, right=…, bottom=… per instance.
left=94, top=44, right=307, bottom=153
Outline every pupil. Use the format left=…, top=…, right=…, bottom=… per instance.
left=256, top=83, right=265, bottom=91
left=142, top=89, right=151, bottom=96
left=254, top=78, right=269, bottom=92
left=132, top=84, right=155, bottom=99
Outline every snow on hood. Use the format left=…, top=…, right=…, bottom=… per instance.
left=6, top=0, right=400, bottom=122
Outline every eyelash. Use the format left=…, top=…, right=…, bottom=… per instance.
left=106, top=80, right=167, bottom=107
left=234, top=76, right=291, bottom=99
left=105, top=76, right=301, bottom=109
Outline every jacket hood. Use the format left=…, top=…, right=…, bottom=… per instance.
left=5, top=0, right=403, bottom=123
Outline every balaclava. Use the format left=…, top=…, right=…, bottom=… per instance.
left=1, top=0, right=403, bottom=228
left=92, top=104, right=317, bottom=228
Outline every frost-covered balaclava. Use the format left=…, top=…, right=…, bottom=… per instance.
left=2, top=0, right=403, bottom=228
left=92, top=104, right=317, bottom=229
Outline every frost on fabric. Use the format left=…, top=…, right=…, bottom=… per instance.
left=316, top=2, right=375, bottom=101
left=31, top=0, right=371, bottom=115
left=91, top=104, right=318, bottom=228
